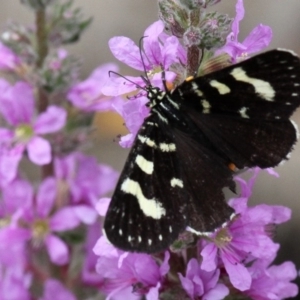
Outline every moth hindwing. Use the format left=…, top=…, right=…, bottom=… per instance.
left=104, top=49, right=300, bottom=253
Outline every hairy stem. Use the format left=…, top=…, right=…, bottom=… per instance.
left=35, top=8, right=54, bottom=177
left=186, top=45, right=200, bottom=77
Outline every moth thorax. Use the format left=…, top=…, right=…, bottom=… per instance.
left=147, top=87, right=166, bottom=108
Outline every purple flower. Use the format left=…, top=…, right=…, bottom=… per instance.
left=103, top=20, right=185, bottom=97
left=54, top=152, right=118, bottom=205
left=0, top=79, right=67, bottom=166
left=0, top=265, right=32, bottom=300
left=200, top=169, right=291, bottom=291
left=93, top=233, right=170, bottom=300
left=178, top=258, right=229, bottom=300
left=102, top=20, right=186, bottom=148
left=40, top=279, right=76, bottom=300
left=0, top=42, right=21, bottom=71
left=216, top=0, right=272, bottom=61
left=246, top=258, right=298, bottom=299
left=22, top=177, right=82, bottom=265
left=67, top=63, right=120, bottom=112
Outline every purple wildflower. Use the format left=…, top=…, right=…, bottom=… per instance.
left=22, top=177, right=83, bottom=265
left=178, top=258, right=229, bottom=300
left=0, top=42, right=21, bottom=71
left=200, top=169, right=291, bottom=291
left=245, top=258, right=298, bottom=299
left=216, top=0, right=272, bottom=61
left=102, top=20, right=185, bottom=147
left=40, top=279, right=76, bottom=300
left=0, top=79, right=67, bottom=165
left=54, top=152, right=118, bottom=205
left=67, top=63, right=120, bottom=112
left=94, top=233, right=170, bottom=300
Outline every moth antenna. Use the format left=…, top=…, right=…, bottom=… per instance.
left=109, top=70, right=146, bottom=91
left=139, top=36, right=151, bottom=86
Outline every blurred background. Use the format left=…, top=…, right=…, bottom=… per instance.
left=1, top=0, right=300, bottom=297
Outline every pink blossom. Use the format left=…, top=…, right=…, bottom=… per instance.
left=216, top=0, right=272, bottom=61
left=93, top=234, right=170, bottom=300
left=54, top=152, right=118, bottom=205
left=200, top=169, right=291, bottom=291
left=67, top=63, right=120, bottom=111
left=179, top=258, right=229, bottom=300
left=0, top=79, right=66, bottom=167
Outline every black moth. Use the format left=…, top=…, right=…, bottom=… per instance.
left=104, top=49, right=300, bottom=253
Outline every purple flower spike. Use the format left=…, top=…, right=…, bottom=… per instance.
left=179, top=258, right=229, bottom=300
left=217, top=0, right=272, bottom=61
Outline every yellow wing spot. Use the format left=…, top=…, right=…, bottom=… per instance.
left=185, top=76, right=194, bottom=82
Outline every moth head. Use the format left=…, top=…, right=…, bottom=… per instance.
left=145, top=86, right=166, bottom=107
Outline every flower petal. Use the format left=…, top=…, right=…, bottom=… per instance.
left=95, top=197, right=111, bottom=216
left=203, top=283, right=229, bottom=300
left=200, top=243, right=218, bottom=272
left=36, top=177, right=57, bottom=218
left=50, top=207, right=80, bottom=231
left=222, top=255, right=251, bottom=291
left=34, top=106, right=67, bottom=134
left=109, top=37, right=144, bottom=71
left=45, top=234, right=69, bottom=265
left=242, top=24, right=272, bottom=55
left=72, top=205, right=98, bottom=224
left=27, top=136, right=51, bottom=165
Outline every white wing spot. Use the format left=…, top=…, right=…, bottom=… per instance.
left=291, top=75, right=296, bottom=78
left=138, top=236, right=142, bottom=242
left=201, top=99, right=211, bottom=113
left=209, top=80, right=231, bottom=94
left=294, top=83, right=300, bottom=86
left=292, top=93, right=298, bottom=96
left=169, top=226, right=172, bottom=233
left=239, top=107, right=250, bottom=118
left=135, top=155, right=154, bottom=175
left=286, top=102, right=292, bottom=105
left=170, top=178, right=184, bottom=188
left=138, top=135, right=156, bottom=148
left=159, top=234, right=163, bottom=241
left=148, top=239, right=152, bottom=245
left=119, top=229, right=123, bottom=236
left=192, top=82, right=203, bottom=97
left=128, top=235, right=132, bottom=242
left=288, top=67, right=294, bottom=70
left=231, top=67, right=275, bottom=101
left=121, top=178, right=166, bottom=219
left=159, top=143, right=176, bottom=152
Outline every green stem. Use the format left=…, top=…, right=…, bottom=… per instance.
left=35, top=8, right=54, bottom=178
